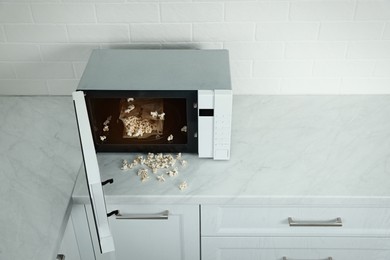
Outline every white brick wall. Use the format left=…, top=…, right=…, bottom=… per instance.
left=131, top=24, right=191, bottom=42
left=355, top=1, right=390, bottom=20
left=0, top=26, right=5, bottom=42
left=319, top=22, right=385, bottom=41
left=67, top=25, right=130, bottom=43
left=0, top=45, right=41, bottom=61
left=289, top=1, right=355, bottom=21
left=161, top=3, right=223, bottom=22
left=285, top=42, right=348, bottom=59
left=374, top=61, right=390, bottom=77
left=0, top=64, right=15, bottom=79
left=31, top=4, right=96, bottom=23
left=5, top=24, right=68, bottom=42
left=96, top=4, right=159, bottom=23
left=0, top=4, right=33, bottom=23
left=224, top=42, right=284, bottom=60
left=256, top=22, right=320, bottom=41
left=13, top=62, right=74, bottom=79
left=253, top=60, right=314, bottom=78
left=313, top=60, right=375, bottom=77
left=225, top=2, right=289, bottom=21
left=193, top=23, right=255, bottom=41
left=0, top=0, right=389, bottom=95
left=40, top=44, right=99, bottom=61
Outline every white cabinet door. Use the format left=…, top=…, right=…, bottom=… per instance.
left=58, top=216, right=81, bottom=260
left=202, top=237, right=390, bottom=260
left=73, top=91, right=115, bottom=254
left=90, top=204, right=200, bottom=260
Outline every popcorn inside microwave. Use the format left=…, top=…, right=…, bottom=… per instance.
left=119, top=98, right=164, bottom=139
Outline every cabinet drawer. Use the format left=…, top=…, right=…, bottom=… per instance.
left=201, top=205, right=390, bottom=237
left=202, top=237, right=390, bottom=260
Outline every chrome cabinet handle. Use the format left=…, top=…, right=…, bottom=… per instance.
left=116, top=210, right=169, bottom=220
left=283, top=257, right=332, bottom=260
left=288, top=217, right=342, bottom=227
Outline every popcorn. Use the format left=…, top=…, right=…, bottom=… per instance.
left=121, top=159, right=135, bottom=171
left=132, top=159, right=139, bottom=166
left=120, top=153, right=189, bottom=188
left=135, top=155, right=146, bottom=165
left=121, top=160, right=129, bottom=171
left=156, top=174, right=165, bottom=182
left=179, top=181, right=188, bottom=191
left=124, top=104, right=135, bottom=113
left=102, top=116, right=112, bottom=137
left=137, top=168, right=149, bottom=182
left=127, top=98, right=134, bottom=102
left=150, top=111, right=158, bottom=119
left=122, top=116, right=154, bottom=137
left=167, top=134, right=173, bottom=142
left=167, top=168, right=179, bottom=177
left=158, top=113, right=165, bottom=120
left=181, top=126, right=187, bottom=132
left=150, top=111, right=165, bottom=120
left=103, top=116, right=112, bottom=126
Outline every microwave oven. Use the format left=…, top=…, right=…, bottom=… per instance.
left=73, top=49, right=233, bottom=160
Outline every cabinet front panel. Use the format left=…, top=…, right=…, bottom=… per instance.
left=202, top=237, right=390, bottom=260
left=106, top=204, right=200, bottom=260
left=201, top=205, right=390, bottom=237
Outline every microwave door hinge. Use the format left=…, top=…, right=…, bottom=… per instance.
left=101, top=178, right=114, bottom=186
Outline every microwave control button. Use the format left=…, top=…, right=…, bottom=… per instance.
left=214, top=149, right=229, bottom=160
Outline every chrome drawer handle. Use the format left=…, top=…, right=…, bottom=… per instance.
left=283, top=257, right=332, bottom=260
left=56, top=254, right=65, bottom=260
left=288, top=217, right=342, bottom=227
left=116, top=210, right=169, bottom=220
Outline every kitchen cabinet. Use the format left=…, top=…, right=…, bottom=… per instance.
left=73, top=203, right=200, bottom=260
left=201, top=205, right=390, bottom=260
left=58, top=213, right=81, bottom=260
left=72, top=201, right=390, bottom=260
left=202, top=237, right=390, bottom=260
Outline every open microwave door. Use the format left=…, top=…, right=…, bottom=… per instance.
left=73, top=91, right=115, bottom=254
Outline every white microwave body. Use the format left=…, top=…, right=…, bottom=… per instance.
left=74, top=49, right=233, bottom=160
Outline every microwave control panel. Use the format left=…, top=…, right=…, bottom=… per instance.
left=198, top=90, right=233, bottom=160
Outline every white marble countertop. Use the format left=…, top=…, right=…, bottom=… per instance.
left=73, top=96, right=390, bottom=207
left=0, top=97, right=81, bottom=260
left=1, top=95, right=390, bottom=260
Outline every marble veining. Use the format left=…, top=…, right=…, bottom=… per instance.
left=0, top=97, right=81, bottom=260
left=73, top=96, right=390, bottom=206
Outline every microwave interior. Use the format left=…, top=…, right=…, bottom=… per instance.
left=84, top=90, right=198, bottom=153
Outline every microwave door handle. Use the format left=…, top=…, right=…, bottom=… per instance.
left=73, top=91, right=115, bottom=254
